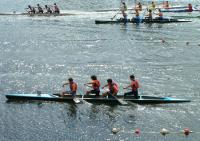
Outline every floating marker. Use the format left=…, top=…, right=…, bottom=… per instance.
left=183, top=128, right=191, bottom=136
left=160, top=128, right=169, bottom=136
left=112, top=128, right=120, bottom=134
left=186, top=42, right=189, bottom=45
left=135, top=128, right=141, bottom=135
left=161, top=39, right=165, bottom=43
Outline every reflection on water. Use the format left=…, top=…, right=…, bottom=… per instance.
left=66, top=103, right=77, bottom=118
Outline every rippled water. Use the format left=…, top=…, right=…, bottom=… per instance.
left=0, top=0, right=200, bottom=141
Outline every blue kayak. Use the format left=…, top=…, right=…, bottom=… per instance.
left=5, top=93, right=191, bottom=105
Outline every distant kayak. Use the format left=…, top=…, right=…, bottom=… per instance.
left=0, top=12, right=76, bottom=16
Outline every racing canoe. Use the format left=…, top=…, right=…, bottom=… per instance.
left=0, top=12, right=75, bottom=16
left=5, top=93, right=190, bottom=105
left=95, top=18, right=191, bottom=24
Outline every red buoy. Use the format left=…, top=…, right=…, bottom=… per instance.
left=135, top=128, right=141, bottom=135
left=184, top=128, right=190, bottom=136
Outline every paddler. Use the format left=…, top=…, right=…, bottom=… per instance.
left=163, top=1, right=169, bottom=9
left=149, top=1, right=156, bottom=10
left=188, top=4, right=193, bottom=12
left=120, top=2, right=128, bottom=22
left=37, top=4, right=43, bottom=13
left=132, top=8, right=140, bottom=23
left=60, top=78, right=77, bottom=97
left=27, top=5, right=36, bottom=14
left=123, top=75, right=139, bottom=99
left=102, top=79, right=119, bottom=98
left=45, top=5, right=52, bottom=13
left=146, top=9, right=153, bottom=21
left=53, top=3, right=60, bottom=14
left=84, top=75, right=101, bottom=96
left=136, top=2, right=142, bottom=11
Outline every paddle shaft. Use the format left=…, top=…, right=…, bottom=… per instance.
left=101, top=88, right=127, bottom=105
left=108, top=93, right=128, bottom=105
left=111, top=11, right=120, bottom=20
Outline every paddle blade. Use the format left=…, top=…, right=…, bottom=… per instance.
left=117, top=98, right=128, bottom=105
left=73, top=97, right=81, bottom=104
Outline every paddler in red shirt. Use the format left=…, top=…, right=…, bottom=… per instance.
left=163, top=1, right=169, bottom=9
left=61, top=78, right=77, bottom=97
left=102, top=79, right=119, bottom=98
left=123, top=75, right=139, bottom=99
left=188, top=4, right=193, bottom=12
left=84, top=75, right=101, bottom=96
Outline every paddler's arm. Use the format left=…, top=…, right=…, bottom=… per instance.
left=84, top=82, right=93, bottom=88
left=62, top=82, right=69, bottom=87
left=123, top=84, right=131, bottom=89
left=102, top=84, right=108, bottom=89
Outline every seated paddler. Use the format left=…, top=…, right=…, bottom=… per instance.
left=84, top=75, right=101, bottom=96
left=120, top=2, right=128, bottom=22
left=102, top=79, right=119, bottom=98
left=27, top=5, right=36, bottom=14
left=145, top=9, right=153, bottom=21
left=37, top=4, right=44, bottom=13
left=123, top=75, right=139, bottom=99
left=132, top=8, right=140, bottom=23
left=45, top=5, right=52, bottom=13
left=188, top=3, right=193, bottom=12
left=60, top=78, right=77, bottom=97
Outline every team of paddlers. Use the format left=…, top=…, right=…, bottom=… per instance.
left=61, top=75, right=140, bottom=99
left=26, top=3, right=60, bottom=14
left=119, top=1, right=193, bottom=22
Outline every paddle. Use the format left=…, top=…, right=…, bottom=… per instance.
left=79, top=92, right=92, bottom=106
left=110, top=94, right=128, bottom=105
left=61, top=86, right=81, bottom=104
left=111, top=11, right=120, bottom=20
left=140, top=8, right=148, bottom=23
left=101, top=88, right=128, bottom=105
left=96, top=7, right=135, bottom=12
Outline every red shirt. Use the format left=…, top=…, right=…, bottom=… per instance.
left=131, top=80, right=139, bottom=91
left=92, top=80, right=100, bottom=90
left=70, top=82, right=77, bottom=92
left=188, top=5, right=193, bottom=12
left=108, top=82, right=119, bottom=93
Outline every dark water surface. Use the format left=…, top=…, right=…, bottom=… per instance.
left=0, top=0, right=200, bottom=141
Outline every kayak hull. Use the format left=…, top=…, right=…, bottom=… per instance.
left=95, top=18, right=191, bottom=24
left=161, top=9, right=199, bottom=13
left=5, top=93, right=190, bottom=105
left=0, top=13, right=75, bottom=16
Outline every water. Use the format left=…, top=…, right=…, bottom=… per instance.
left=0, top=0, right=200, bottom=141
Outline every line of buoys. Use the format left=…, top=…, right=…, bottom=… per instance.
left=112, top=127, right=197, bottom=136
left=159, top=39, right=200, bottom=46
